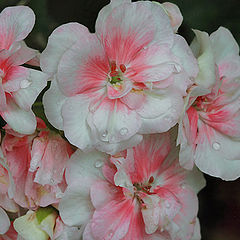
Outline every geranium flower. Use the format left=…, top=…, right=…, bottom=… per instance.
left=178, top=27, right=240, bottom=180
left=41, top=0, right=198, bottom=154
left=0, top=6, right=48, bottom=134
left=1, top=119, right=73, bottom=209
left=59, top=133, right=205, bottom=239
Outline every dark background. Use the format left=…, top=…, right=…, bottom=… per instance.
left=0, top=0, right=240, bottom=239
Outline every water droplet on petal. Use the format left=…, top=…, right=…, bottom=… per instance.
left=20, top=79, right=32, bottom=89
left=181, top=183, right=186, bottom=189
left=95, top=161, right=103, bottom=168
left=160, top=227, right=164, bottom=232
left=212, top=142, right=221, bottom=151
left=120, top=127, right=128, bottom=136
left=101, top=130, right=109, bottom=142
left=173, top=64, right=182, bottom=73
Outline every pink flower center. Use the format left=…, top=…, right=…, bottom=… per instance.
left=193, top=96, right=209, bottom=111
left=108, top=61, right=127, bottom=85
left=133, top=176, right=155, bottom=209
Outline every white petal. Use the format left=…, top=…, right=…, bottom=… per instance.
left=62, top=94, right=93, bottom=151
left=172, top=34, right=198, bottom=78
left=0, top=6, right=35, bottom=48
left=190, top=30, right=216, bottom=89
left=59, top=181, right=94, bottom=227
left=138, top=90, right=183, bottom=134
left=41, top=23, right=91, bottom=75
left=43, top=76, right=67, bottom=130
left=65, top=149, right=106, bottom=185
left=0, top=207, right=10, bottom=234
left=94, top=133, right=143, bottom=155
left=2, top=98, right=36, bottom=134
left=88, top=99, right=141, bottom=145
left=195, top=121, right=240, bottom=180
left=13, top=68, right=48, bottom=111
left=60, top=150, right=106, bottom=226
left=210, top=26, right=239, bottom=62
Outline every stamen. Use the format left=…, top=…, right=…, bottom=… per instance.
left=110, top=61, right=117, bottom=72
left=120, top=64, right=126, bottom=73
left=148, top=176, right=154, bottom=184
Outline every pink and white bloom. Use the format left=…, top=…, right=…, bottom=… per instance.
left=1, top=119, right=73, bottom=209
left=41, top=0, right=198, bottom=154
left=0, top=6, right=48, bottom=134
left=178, top=27, right=240, bottom=180
left=59, top=133, right=205, bottom=240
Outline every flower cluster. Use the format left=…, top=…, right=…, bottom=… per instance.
left=0, top=1, right=239, bottom=239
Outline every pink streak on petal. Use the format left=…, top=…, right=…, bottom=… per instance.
left=91, top=199, right=134, bottom=240
left=130, top=133, right=171, bottom=183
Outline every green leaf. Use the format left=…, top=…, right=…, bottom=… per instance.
left=36, top=206, right=56, bottom=224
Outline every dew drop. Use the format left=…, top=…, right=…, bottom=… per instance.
left=120, top=127, right=128, bottom=136
left=212, top=142, right=221, bottom=151
left=95, top=161, right=103, bottom=168
left=181, top=183, right=186, bottom=189
left=173, top=64, right=182, bottom=73
left=101, top=130, right=109, bottom=142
